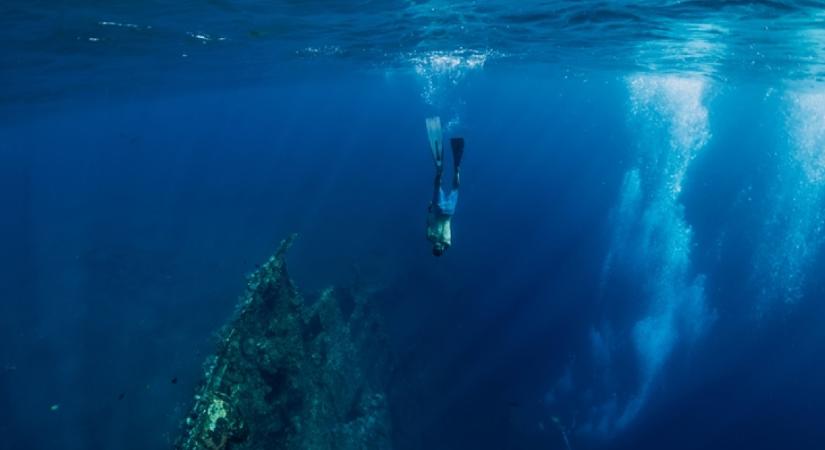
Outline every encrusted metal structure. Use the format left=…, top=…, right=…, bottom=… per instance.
left=176, top=235, right=390, bottom=450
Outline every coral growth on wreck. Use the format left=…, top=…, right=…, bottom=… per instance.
left=176, top=235, right=391, bottom=450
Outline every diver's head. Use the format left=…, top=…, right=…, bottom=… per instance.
left=432, top=243, right=446, bottom=257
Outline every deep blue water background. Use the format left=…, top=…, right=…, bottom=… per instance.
left=5, top=2, right=825, bottom=449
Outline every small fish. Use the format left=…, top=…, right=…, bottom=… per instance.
left=50, top=404, right=60, bottom=412
left=171, top=377, right=178, bottom=385
left=118, top=393, right=125, bottom=400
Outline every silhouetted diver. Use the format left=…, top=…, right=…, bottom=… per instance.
left=425, top=116, right=464, bottom=257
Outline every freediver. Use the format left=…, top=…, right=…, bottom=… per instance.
left=425, top=116, right=464, bottom=257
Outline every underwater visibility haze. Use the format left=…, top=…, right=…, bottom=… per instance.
left=4, top=1, right=825, bottom=449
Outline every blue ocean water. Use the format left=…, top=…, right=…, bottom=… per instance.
left=3, top=1, right=825, bottom=449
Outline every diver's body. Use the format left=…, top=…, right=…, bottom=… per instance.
left=425, top=116, right=464, bottom=257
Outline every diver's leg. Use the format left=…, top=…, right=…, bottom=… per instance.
left=432, top=164, right=443, bottom=206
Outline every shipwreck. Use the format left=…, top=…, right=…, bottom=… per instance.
left=176, top=235, right=391, bottom=450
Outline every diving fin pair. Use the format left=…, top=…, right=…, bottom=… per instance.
left=425, top=117, right=464, bottom=167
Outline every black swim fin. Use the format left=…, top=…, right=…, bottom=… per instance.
left=450, top=137, right=465, bottom=167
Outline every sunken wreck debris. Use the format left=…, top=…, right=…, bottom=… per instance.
left=176, top=234, right=391, bottom=450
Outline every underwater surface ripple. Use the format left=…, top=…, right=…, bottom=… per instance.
left=3, top=0, right=825, bottom=102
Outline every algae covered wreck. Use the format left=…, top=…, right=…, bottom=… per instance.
left=176, top=235, right=391, bottom=450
